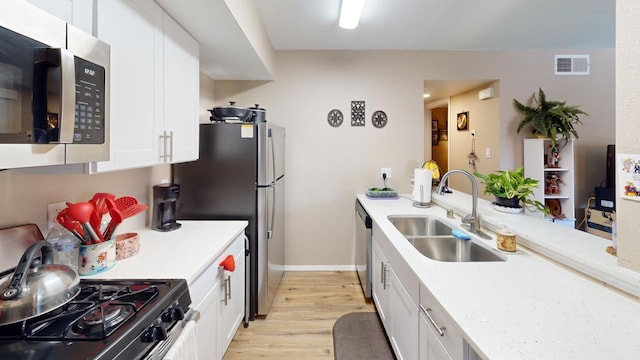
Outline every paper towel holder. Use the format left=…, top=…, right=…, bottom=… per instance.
left=412, top=184, right=431, bottom=208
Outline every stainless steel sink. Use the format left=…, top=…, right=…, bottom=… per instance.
left=387, top=215, right=455, bottom=237
left=387, top=215, right=505, bottom=262
left=408, top=236, right=505, bottom=262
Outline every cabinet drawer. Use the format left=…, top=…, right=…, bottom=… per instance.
left=419, top=286, right=463, bottom=360
left=189, top=235, right=245, bottom=308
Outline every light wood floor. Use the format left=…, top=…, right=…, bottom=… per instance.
left=223, top=271, right=375, bottom=359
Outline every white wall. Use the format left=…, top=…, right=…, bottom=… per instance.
left=216, top=49, right=615, bottom=267
left=616, top=0, right=640, bottom=272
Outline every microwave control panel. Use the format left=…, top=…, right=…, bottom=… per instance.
left=73, top=56, right=105, bottom=144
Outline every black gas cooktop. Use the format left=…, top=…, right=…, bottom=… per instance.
left=0, top=278, right=190, bottom=360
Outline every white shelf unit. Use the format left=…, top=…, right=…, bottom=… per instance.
left=523, top=139, right=576, bottom=228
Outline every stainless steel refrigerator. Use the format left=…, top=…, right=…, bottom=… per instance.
left=172, top=122, right=285, bottom=320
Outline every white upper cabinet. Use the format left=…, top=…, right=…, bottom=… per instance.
left=26, top=0, right=93, bottom=33
left=90, top=0, right=198, bottom=173
left=23, top=0, right=199, bottom=172
left=161, top=12, right=199, bottom=164
left=92, top=0, right=163, bottom=172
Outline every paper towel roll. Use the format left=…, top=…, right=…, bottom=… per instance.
left=412, top=168, right=433, bottom=203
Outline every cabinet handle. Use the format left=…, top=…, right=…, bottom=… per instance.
left=382, top=263, right=389, bottom=290
left=420, top=304, right=446, bottom=337
left=168, top=130, right=174, bottom=162
left=159, top=132, right=168, bottom=162
left=380, top=261, right=385, bottom=284
left=227, top=274, right=232, bottom=301
left=223, top=276, right=230, bottom=306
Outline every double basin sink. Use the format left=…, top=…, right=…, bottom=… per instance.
left=388, top=215, right=505, bottom=262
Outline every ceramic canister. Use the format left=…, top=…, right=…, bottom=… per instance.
left=78, top=238, right=116, bottom=276
left=496, top=228, right=517, bottom=252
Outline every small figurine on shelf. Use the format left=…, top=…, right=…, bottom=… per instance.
left=545, top=173, right=559, bottom=195
left=549, top=145, right=560, bottom=168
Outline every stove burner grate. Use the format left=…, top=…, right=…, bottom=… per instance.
left=0, top=283, right=160, bottom=341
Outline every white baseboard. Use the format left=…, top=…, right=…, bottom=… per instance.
left=283, top=265, right=356, bottom=272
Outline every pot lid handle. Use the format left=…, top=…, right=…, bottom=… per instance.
left=1, top=241, right=53, bottom=300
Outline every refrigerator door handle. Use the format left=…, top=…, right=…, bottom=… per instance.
left=268, top=131, right=277, bottom=240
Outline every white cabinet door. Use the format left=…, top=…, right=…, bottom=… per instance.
left=190, top=234, right=245, bottom=360
left=94, top=0, right=163, bottom=172
left=26, top=0, right=92, bottom=32
left=162, top=13, right=199, bottom=164
left=218, top=237, right=246, bottom=358
left=420, top=311, right=454, bottom=360
left=372, top=236, right=389, bottom=328
left=389, top=268, right=419, bottom=360
left=195, top=279, right=221, bottom=360
left=419, top=286, right=464, bottom=360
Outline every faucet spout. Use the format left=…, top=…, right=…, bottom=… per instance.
left=436, top=169, right=486, bottom=237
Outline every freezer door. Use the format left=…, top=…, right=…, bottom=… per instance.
left=268, top=124, right=285, bottom=180
left=257, top=122, right=285, bottom=184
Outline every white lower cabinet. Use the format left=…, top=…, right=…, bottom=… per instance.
left=189, top=234, right=246, bottom=360
left=388, top=268, right=419, bottom=360
left=418, top=286, right=464, bottom=360
left=373, top=226, right=482, bottom=360
left=372, top=234, right=419, bottom=360
left=372, top=236, right=389, bottom=327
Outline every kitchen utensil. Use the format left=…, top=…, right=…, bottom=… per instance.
left=0, top=241, right=80, bottom=325
left=115, top=196, right=138, bottom=210
left=114, top=196, right=148, bottom=219
left=103, top=206, right=124, bottom=241
left=120, top=203, right=149, bottom=219
left=91, top=192, right=114, bottom=215
left=56, top=208, right=85, bottom=243
left=207, top=101, right=252, bottom=122
left=88, top=200, right=102, bottom=231
left=65, top=202, right=102, bottom=244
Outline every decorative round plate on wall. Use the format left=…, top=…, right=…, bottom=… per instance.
left=327, top=109, right=344, bottom=127
left=372, top=110, right=388, bottom=128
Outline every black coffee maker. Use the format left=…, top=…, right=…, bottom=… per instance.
left=151, top=184, right=182, bottom=232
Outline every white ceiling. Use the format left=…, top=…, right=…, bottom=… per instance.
left=256, top=0, right=614, bottom=51
left=158, top=0, right=614, bottom=86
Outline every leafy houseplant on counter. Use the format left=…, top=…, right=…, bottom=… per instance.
left=473, top=167, right=547, bottom=214
left=514, top=88, right=588, bottom=149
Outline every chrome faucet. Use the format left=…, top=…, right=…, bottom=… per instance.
left=436, top=169, right=491, bottom=239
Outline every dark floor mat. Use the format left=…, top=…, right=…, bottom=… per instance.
left=332, top=312, right=395, bottom=360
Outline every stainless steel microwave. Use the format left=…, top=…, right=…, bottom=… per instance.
left=0, top=1, right=110, bottom=169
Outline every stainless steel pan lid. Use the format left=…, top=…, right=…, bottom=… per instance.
left=0, top=241, right=80, bottom=326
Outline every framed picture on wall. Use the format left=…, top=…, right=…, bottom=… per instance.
left=432, top=120, right=438, bottom=131
left=439, top=129, right=448, bottom=141
left=456, top=111, right=469, bottom=130
left=432, top=134, right=439, bottom=145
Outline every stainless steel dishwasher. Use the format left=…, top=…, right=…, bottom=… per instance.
left=355, top=199, right=372, bottom=299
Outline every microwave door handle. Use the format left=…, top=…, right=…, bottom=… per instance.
left=58, top=49, right=76, bottom=144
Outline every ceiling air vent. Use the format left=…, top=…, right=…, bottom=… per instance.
left=554, top=55, right=590, bottom=75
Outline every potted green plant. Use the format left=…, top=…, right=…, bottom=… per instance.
left=473, top=167, right=547, bottom=213
left=513, top=88, right=588, bottom=148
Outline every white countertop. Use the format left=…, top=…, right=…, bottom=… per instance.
left=358, top=193, right=640, bottom=360
left=84, top=220, right=248, bottom=287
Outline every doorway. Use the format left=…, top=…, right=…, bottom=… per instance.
left=425, top=99, right=449, bottom=175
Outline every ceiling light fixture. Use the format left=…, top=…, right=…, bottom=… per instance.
left=423, top=94, right=431, bottom=98
left=339, top=0, right=366, bottom=29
